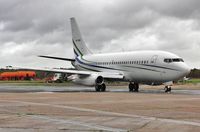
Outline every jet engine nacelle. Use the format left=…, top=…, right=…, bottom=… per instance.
left=68, top=74, right=104, bottom=86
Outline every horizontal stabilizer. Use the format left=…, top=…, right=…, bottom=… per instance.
left=39, top=55, right=75, bottom=62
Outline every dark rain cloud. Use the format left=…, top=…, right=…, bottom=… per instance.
left=0, top=0, right=200, bottom=68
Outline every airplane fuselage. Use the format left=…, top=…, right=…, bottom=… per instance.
left=74, top=50, right=190, bottom=85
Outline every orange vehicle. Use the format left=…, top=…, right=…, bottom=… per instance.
left=0, top=71, right=36, bottom=80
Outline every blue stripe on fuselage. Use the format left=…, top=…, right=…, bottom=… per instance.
left=75, top=57, right=179, bottom=73
left=75, top=57, right=125, bottom=71
left=74, top=49, right=79, bottom=57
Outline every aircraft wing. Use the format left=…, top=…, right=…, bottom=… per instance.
left=14, top=67, right=124, bottom=79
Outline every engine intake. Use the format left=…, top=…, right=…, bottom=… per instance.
left=96, top=76, right=104, bottom=85
left=69, top=74, right=104, bottom=86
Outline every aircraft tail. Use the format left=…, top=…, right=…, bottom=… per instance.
left=70, top=17, right=92, bottom=57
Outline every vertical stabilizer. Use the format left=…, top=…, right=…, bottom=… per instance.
left=70, top=17, right=92, bottom=57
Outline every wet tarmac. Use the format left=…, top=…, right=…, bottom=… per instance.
left=0, top=84, right=199, bottom=132
left=0, top=85, right=200, bottom=95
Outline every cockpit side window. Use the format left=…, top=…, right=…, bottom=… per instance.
left=164, top=58, right=172, bottom=63
left=164, top=58, right=184, bottom=63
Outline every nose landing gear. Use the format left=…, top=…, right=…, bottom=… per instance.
left=164, top=86, right=171, bottom=93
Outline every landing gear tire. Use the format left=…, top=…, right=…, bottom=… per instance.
left=95, top=85, right=101, bottom=92
left=129, top=82, right=139, bottom=92
left=129, top=83, right=134, bottom=92
left=101, top=83, right=106, bottom=92
left=95, top=83, right=106, bottom=92
left=164, top=86, right=171, bottom=93
left=134, top=83, right=139, bottom=92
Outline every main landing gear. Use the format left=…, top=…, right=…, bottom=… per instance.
left=95, top=83, right=106, bottom=92
left=129, top=82, right=139, bottom=92
left=164, top=86, right=171, bottom=93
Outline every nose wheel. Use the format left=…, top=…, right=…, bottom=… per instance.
left=164, top=86, right=171, bottom=93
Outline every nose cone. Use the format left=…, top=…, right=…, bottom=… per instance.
left=181, top=63, right=191, bottom=77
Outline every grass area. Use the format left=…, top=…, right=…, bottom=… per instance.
left=185, top=78, right=200, bottom=83
left=0, top=80, right=44, bottom=83
left=0, top=80, right=128, bottom=87
left=0, top=78, right=199, bottom=87
left=0, top=80, right=73, bottom=86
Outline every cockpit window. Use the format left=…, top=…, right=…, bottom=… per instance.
left=172, top=58, right=184, bottom=62
left=164, top=59, right=172, bottom=63
left=164, top=58, right=184, bottom=63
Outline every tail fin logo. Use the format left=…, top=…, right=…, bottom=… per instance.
left=70, top=17, right=92, bottom=57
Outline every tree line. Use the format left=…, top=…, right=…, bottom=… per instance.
left=188, top=69, right=200, bottom=78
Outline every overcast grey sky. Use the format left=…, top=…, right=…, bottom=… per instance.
left=0, top=0, right=200, bottom=68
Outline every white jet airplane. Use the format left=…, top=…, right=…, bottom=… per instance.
left=28, top=17, right=191, bottom=92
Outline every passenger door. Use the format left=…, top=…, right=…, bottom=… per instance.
left=150, top=55, right=158, bottom=64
